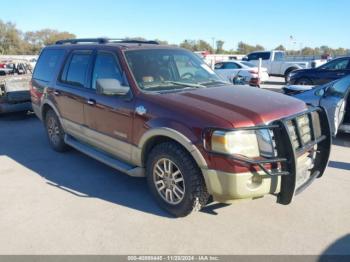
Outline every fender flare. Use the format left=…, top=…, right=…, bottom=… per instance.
left=284, top=66, right=301, bottom=76
left=134, top=127, right=208, bottom=169
left=40, top=99, right=61, bottom=121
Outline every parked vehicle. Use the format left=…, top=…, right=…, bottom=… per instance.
left=31, top=38, right=331, bottom=217
left=243, top=50, right=327, bottom=82
left=284, top=75, right=350, bottom=136
left=214, top=61, right=269, bottom=87
left=0, top=61, right=32, bottom=76
left=288, top=57, right=350, bottom=86
left=0, top=75, right=32, bottom=114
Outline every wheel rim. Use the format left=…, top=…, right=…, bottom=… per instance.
left=286, top=73, right=291, bottom=82
left=47, top=116, right=60, bottom=146
left=298, top=79, right=309, bottom=85
left=153, top=158, right=185, bottom=205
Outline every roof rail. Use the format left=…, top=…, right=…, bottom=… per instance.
left=55, top=38, right=159, bottom=45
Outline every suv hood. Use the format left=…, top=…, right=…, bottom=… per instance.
left=161, top=85, right=307, bottom=128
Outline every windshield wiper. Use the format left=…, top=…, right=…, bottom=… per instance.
left=199, top=79, right=229, bottom=86
left=164, top=81, right=206, bottom=88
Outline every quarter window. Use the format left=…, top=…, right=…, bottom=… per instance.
left=33, top=49, right=65, bottom=82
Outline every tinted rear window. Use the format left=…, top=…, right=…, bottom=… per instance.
left=33, top=49, right=65, bottom=82
left=248, top=52, right=270, bottom=61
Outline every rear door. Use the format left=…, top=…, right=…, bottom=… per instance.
left=53, top=49, right=94, bottom=135
left=83, top=50, right=134, bottom=162
left=270, top=51, right=284, bottom=75
left=316, top=57, right=350, bottom=84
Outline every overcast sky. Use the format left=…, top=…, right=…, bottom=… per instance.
left=2, top=0, right=349, bottom=50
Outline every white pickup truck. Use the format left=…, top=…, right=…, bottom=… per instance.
left=243, top=50, right=327, bottom=82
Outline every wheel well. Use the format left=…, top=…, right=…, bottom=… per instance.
left=284, top=67, right=298, bottom=76
left=142, top=135, right=192, bottom=167
left=42, top=104, right=53, bottom=121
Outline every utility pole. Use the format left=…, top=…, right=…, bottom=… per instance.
left=211, top=37, right=215, bottom=54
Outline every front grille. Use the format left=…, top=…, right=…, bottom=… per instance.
left=286, top=111, right=321, bottom=150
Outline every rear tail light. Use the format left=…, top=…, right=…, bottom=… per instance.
left=30, top=81, right=43, bottom=102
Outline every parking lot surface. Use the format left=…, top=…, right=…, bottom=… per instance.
left=1, top=104, right=350, bottom=255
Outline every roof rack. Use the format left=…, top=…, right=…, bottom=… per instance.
left=55, top=38, right=159, bottom=45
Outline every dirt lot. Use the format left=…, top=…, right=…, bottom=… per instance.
left=0, top=109, right=349, bottom=255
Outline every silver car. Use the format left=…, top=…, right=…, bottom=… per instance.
left=284, top=75, right=350, bottom=136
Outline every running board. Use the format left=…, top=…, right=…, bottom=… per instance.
left=339, top=124, right=350, bottom=133
left=64, top=135, right=145, bottom=177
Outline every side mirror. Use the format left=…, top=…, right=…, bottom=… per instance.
left=242, top=57, right=248, bottom=61
left=96, top=79, right=130, bottom=96
left=315, top=88, right=325, bottom=97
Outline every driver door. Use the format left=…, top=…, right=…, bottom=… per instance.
left=83, top=50, right=135, bottom=163
left=318, top=58, right=350, bottom=84
left=320, top=76, right=350, bottom=135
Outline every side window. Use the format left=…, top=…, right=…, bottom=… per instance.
left=247, top=52, right=270, bottom=60
left=92, top=52, right=123, bottom=90
left=247, top=54, right=258, bottom=60
left=322, top=58, right=349, bottom=70
left=258, top=52, right=271, bottom=60
left=223, top=62, right=240, bottom=69
left=327, top=76, right=350, bottom=97
left=274, top=52, right=284, bottom=61
left=61, top=51, right=92, bottom=87
left=214, top=63, right=224, bottom=69
left=33, top=49, right=65, bottom=82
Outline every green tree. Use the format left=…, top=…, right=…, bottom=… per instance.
left=215, top=40, right=225, bottom=54
left=180, top=39, right=213, bottom=53
left=25, top=29, right=76, bottom=46
left=237, top=41, right=265, bottom=54
left=0, top=20, right=27, bottom=54
left=301, top=47, right=315, bottom=55
left=275, top=44, right=286, bottom=51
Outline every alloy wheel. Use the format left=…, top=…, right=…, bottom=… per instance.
left=153, top=158, right=185, bottom=205
left=47, top=116, right=60, bottom=146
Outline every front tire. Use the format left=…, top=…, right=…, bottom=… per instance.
left=146, top=142, right=210, bottom=217
left=284, top=68, right=297, bottom=83
left=45, top=109, right=68, bottom=152
left=295, top=77, right=313, bottom=85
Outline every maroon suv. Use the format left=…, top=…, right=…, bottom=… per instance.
left=30, top=38, right=331, bottom=217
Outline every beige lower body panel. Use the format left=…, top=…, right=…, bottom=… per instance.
left=61, top=118, right=139, bottom=167
left=202, top=169, right=281, bottom=202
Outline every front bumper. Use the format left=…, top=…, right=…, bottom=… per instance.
left=202, top=106, right=331, bottom=204
left=202, top=169, right=280, bottom=202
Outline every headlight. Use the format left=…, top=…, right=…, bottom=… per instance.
left=209, top=129, right=275, bottom=158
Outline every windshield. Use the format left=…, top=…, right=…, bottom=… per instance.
left=124, top=49, right=226, bottom=92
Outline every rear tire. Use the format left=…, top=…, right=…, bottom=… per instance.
left=146, top=142, right=210, bottom=217
left=284, top=68, right=297, bottom=83
left=295, top=77, right=313, bottom=85
left=45, top=109, right=68, bottom=152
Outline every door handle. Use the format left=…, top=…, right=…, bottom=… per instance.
left=87, top=99, right=96, bottom=106
left=336, top=73, right=345, bottom=76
